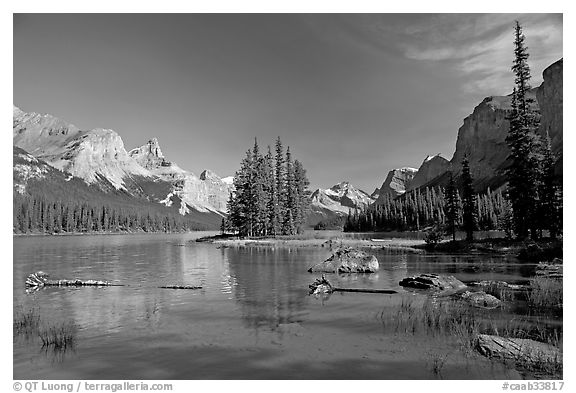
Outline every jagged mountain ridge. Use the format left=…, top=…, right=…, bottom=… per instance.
left=12, top=146, right=222, bottom=228
left=13, top=106, right=232, bottom=218
left=309, top=182, right=375, bottom=225
left=128, top=139, right=232, bottom=214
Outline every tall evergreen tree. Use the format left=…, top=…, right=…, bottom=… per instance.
left=505, top=21, right=543, bottom=240
left=461, top=157, right=477, bottom=241
left=283, top=147, right=296, bottom=235
left=263, top=146, right=278, bottom=236
left=293, top=159, right=311, bottom=233
left=445, top=172, right=459, bottom=241
left=539, top=132, right=561, bottom=238
left=274, top=136, right=285, bottom=235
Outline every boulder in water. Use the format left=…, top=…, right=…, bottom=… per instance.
left=308, top=247, right=379, bottom=273
left=461, top=291, right=502, bottom=309
left=476, top=334, right=561, bottom=367
left=399, top=273, right=466, bottom=291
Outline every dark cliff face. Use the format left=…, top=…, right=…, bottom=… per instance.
left=408, top=155, right=450, bottom=191
left=446, top=58, right=562, bottom=191
left=375, top=167, right=417, bottom=201
left=450, top=89, right=539, bottom=186
left=537, top=59, right=563, bottom=154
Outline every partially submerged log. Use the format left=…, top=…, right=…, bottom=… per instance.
left=159, top=284, right=202, bottom=290
left=309, top=275, right=397, bottom=295
left=26, top=271, right=117, bottom=288
left=25, top=271, right=202, bottom=290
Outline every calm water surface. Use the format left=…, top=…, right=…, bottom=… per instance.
left=13, top=232, right=546, bottom=379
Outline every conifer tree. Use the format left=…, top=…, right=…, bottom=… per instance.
left=274, top=137, right=285, bottom=234
left=283, top=147, right=296, bottom=235
left=505, top=21, right=542, bottom=240
left=445, top=172, right=459, bottom=241
left=293, top=159, right=311, bottom=233
left=264, top=146, right=278, bottom=236
left=539, top=132, right=561, bottom=238
left=461, top=157, right=477, bottom=241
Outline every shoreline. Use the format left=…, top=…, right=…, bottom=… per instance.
left=203, top=236, right=427, bottom=251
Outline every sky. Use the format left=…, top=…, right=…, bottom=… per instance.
left=13, top=13, right=563, bottom=192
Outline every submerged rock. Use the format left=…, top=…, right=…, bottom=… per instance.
left=398, top=273, right=467, bottom=291
left=476, top=334, right=561, bottom=367
left=461, top=291, right=501, bottom=309
left=308, top=247, right=379, bottom=273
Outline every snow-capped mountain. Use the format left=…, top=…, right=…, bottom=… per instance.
left=13, top=106, right=232, bottom=217
left=128, top=139, right=232, bottom=215
left=13, top=106, right=150, bottom=191
left=309, top=182, right=375, bottom=225
left=374, top=167, right=418, bottom=202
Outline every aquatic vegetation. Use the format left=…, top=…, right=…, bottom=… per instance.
left=39, top=322, right=77, bottom=351
left=13, top=307, right=41, bottom=337
left=14, top=305, right=77, bottom=352
left=527, top=277, right=563, bottom=311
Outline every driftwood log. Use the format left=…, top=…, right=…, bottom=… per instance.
left=309, top=275, right=397, bottom=295
left=26, top=271, right=118, bottom=288
left=25, top=271, right=202, bottom=290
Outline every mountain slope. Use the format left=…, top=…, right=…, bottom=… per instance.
left=13, top=106, right=151, bottom=191
left=413, top=58, right=563, bottom=192
left=374, top=167, right=417, bottom=201
left=13, top=106, right=232, bottom=220
left=128, top=139, right=232, bottom=215
left=13, top=146, right=221, bottom=229
left=309, top=182, right=375, bottom=225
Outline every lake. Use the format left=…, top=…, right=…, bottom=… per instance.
left=13, top=232, right=556, bottom=379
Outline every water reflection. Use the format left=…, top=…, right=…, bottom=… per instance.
left=225, top=247, right=312, bottom=331
left=13, top=233, right=556, bottom=380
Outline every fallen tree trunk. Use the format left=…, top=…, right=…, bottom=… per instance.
left=25, top=271, right=202, bottom=290
left=159, top=285, right=203, bottom=290
left=333, top=288, right=397, bottom=294
left=309, top=275, right=397, bottom=295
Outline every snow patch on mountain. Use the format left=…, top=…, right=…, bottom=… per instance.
left=311, top=182, right=375, bottom=216
left=13, top=107, right=152, bottom=190
left=129, top=139, right=232, bottom=214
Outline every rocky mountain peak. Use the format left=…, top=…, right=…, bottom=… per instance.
left=128, top=138, right=171, bottom=170
left=375, top=167, right=418, bottom=201
left=408, top=154, right=451, bottom=191
left=199, top=169, right=221, bottom=182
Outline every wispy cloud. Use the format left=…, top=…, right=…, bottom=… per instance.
left=398, top=14, right=562, bottom=95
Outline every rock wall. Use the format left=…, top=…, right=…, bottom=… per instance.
left=537, top=59, right=563, bottom=154
left=375, top=167, right=417, bottom=201
left=448, top=58, right=562, bottom=190
left=408, top=154, right=451, bottom=191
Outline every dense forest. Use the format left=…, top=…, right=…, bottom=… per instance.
left=226, top=137, right=311, bottom=236
left=13, top=192, right=208, bottom=234
left=343, top=185, right=511, bottom=234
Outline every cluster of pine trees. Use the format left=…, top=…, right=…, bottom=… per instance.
left=226, top=137, right=311, bottom=237
left=343, top=184, right=509, bottom=234
left=504, top=21, right=562, bottom=240
left=13, top=192, right=206, bottom=234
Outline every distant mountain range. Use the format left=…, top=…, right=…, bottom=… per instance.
left=13, top=58, right=562, bottom=230
left=13, top=106, right=232, bottom=228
